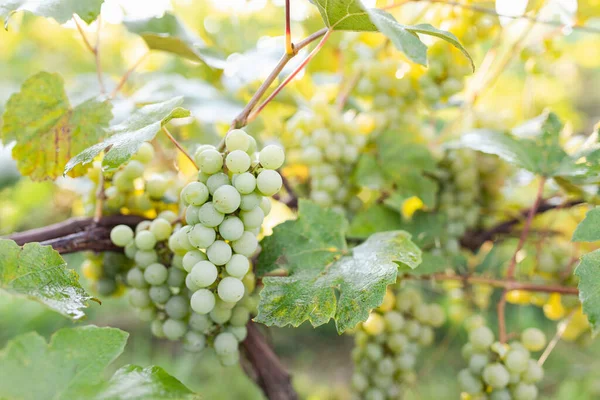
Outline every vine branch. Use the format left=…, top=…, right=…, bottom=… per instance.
left=285, top=0, right=293, bottom=55
left=162, top=126, right=199, bottom=169
left=73, top=15, right=106, bottom=95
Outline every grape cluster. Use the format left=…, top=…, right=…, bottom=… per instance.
left=81, top=251, right=131, bottom=296
left=351, top=287, right=446, bottom=400
left=283, top=99, right=369, bottom=214
left=166, top=128, right=283, bottom=364
left=459, top=318, right=546, bottom=400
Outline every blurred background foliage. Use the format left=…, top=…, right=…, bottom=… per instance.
left=1, top=0, right=600, bottom=399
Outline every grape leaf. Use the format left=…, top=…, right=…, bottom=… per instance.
left=572, top=207, right=600, bottom=242
left=0, top=326, right=197, bottom=400
left=123, top=13, right=225, bottom=69
left=0, top=239, right=92, bottom=320
left=1, top=72, right=112, bottom=180
left=309, top=0, right=377, bottom=31
left=364, top=9, right=474, bottom=69
left=256, top=200, right=421, bottom=333
left=0, top=0, right=103, bottom=25
left=64, top=97, right=190, bottom=173
left=457, top=112, right=588, bottom=178
left=348, top=204, right=403, bottom=239
left=575, top=250, right=600, bottom=336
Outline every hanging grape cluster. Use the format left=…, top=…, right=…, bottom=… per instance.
left=351, top=287, right=446, bottom=400
left=283, top=98, right=370, bottom=214
left=459, top=318, right=546, bottom=400
left=111, top=129, right=284, bottom=365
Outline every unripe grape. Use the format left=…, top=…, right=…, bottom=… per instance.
left=190, top=260, right=218, bottom=287
left=469, top=326, right=494, bottom=350
left=512, top=382, right=538, bottom=400
left=123, top=160, right=144, bottom=179
left=183, top=331, right=206, bottom=352
left=134, top=250, right=158, bottom=268
left=158, top=210, right=178, bottom=224
left=187, top=224, right=216, bottom=249
left=182, top=250, right=207, bottom=272
left=163, top=318, right=187, bottom=340
left=458, top=369, right=484, bottom=393
left=149, top=285, right=171, bottom=304
left=198, top=202, right=225, bottom=227
left=230, top=306, right=250, bottom=326
left=521, top=360, right=544, bottom=383
left=207, top=240, right=232, bottom=266
left=167, top=267, right=186, bottom=287
left=110, top=225, right=134, bottom=247
left=127, top=267, right=147, bottom=289
left=149, top=218, right=172, bottom=241
left=505, top=349, right=529, bottom=373
left=468, top=353, right=488, bottom=374
left=151, top=319, right=165, bottom=338
left=214, top=332, right=238, bottom=356
left=135, top=230, right=157, bottom=250
left=490, top=390, right=512, bottom=400
left=240, top=193, right=261, bottom=211
left=232, top=232, right=258, bottom=257
left=144, top=263, right=168, bottom=285
left=239, top=206, right=265, bottom=229
left=218, top=277, right=245, bottom=303
left=219, top=216, right=245, bottom=241
left=189, top=312, right=213, bottom=333
left=133, top=142, right=155, bottom=164
left=225, top=254, right=250, bottom=278
left=165, top=295, right=189, bottom=319
left=233, top=172, right=256, bottom=194
left=259, top=144, right=285, bottom=169
left=256, top=170, right=282, bottom=196
left=213, top=185, right=241, bottom=213
left=521, top=328, right=546, bottom=352
left=197, top=149, right=223, bottom=174
left=226, top=150, right=251, bottom=173
left=129, top=288, right=151, bottom=308
left=206, top=172, right=230, bottom=195
left=483, top=363, right=510, bottom=389
left=181, top=182, right=209, bottom=206
left=226, top=129, right=251, bottom=152
left=210, top=306, right=232, bottom=324
left=259, top=197, right=272, bottom=216
left=228, top=326, right=248, bottom=341
left=145, top=176, right=168, bottom=199
left=190, top=289, right=216, bottom=314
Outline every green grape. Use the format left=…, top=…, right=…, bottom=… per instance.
left=185, top=205, right=200, bottom=225
left=198, top=202, right=225, bottom=227
left=190, top=260, right=218, bottom=287
left=217, top=277, right=245, bottom=303
left=145, top=176, right=168, bottom=199
left=228, top=326, right=247, bottom=341
left=231, top=232, right=258, bottom=257
left=110, top=224, right=134, bottom=247
left=226, top=150, right=251, bottom=174
left=364, top=388, right=385, bottom=400
left=186, top=274, right=201, bottom=292
left=197, top=149, right=223, bottom=174
left=129, top=288, right=151, bottom=308
left=126, top=267, right=147, bottom=289
left=256, top=170, right=282, bottom=196
left=183, top=250, right=208, bottom=272
left=482, top=363, right=510, bottom=389
left=135, top=230, right=157, bottom=251
left=158, top=210, right=178, bottom=224
left=214, top=332, right=238, bottom=356
left=259, top=144, right=285, bottom=169
left=229, top=306, right=250, bottom=326
left=123, top=160, right=144, bottom=179
left=163, top=318, right=188, bottom=340
left=512, top=383, right=538, bottom=400
left=469, top=353, right=489, bottom=375
left=167, top=267, right=186, bottom=288
left=150, top=218, right=172, bottom=241
left=225, top=254, right=250, bottom=278
left=458, top=369, right=484, bottom=393
left=207, top=240, right=232, bottom=266
left=151, top=319, right=165, bottom=338
left=225, top=129, right=251, bottom=152
left=490, top=389, right=512, bottom=400
left=219, top=216, right=245, bottom=241
left=181, top=182, right=210, bottom=206
left=135, top=307, right=156, bottom=322
left=134, top=250, right=158, bottom=268
left=187, top=224, right=216, bottom=249
left=213, top=185, right=241, bottom=213
left=521, top=328, right=546, bottom=352
left=189, top=312, right=213, bottom=333
left=207, top=172, right=230, bottom=195
left=210, top=306, right=232, bottom=324
left=165, top=295, right=189, bottom=319
left=233, top=172, right=256, bottom=194
left=239, top=206, right=264, bottom=229
left=469, top=326, right=495, bottom=350
left=240, top=193, right=261, bottom=211
left=183, top=331, right=206, bottom=352
left=144, top=263, right=168, bottom=285
left=133, top=142, right=155, bottom=164
left=124, top=241, right=138, bottom=260
left=149, top=285, right=171, bottom=304
left=352, top=372, right=369, bottom=392
left=522, top=360, right=544, bottom=383
left=259, top=197, right=272, bottom=216
left=190, top=289, right=216, bottom=314
left=505, top=349, right=529, bottom=373
left=96, top=278, right=117, bottom=296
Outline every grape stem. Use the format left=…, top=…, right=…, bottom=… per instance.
left=161, top=126, right=199, bottom=170
left=497, top=177, right=547, bottom=343
left=73, top=14, right=106, bottom=95
left=93, top=173, right=106, bottom=223
left=537, top=310, right=576, bottom=366
left=110, top=52, right=150, bottom=99
left=285, top=0, right=293, bottom=55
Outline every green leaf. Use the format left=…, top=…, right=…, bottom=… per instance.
left=0, top=326, right=197, bottom=400
left=400, top=251, right=447, bottom=275
left=457, top=112, right=577, bottom=177
left=0, top=326, right=127, bottom=400
left=575, top=249, right=600, bottom=335
left=1, top=0, right=103, bottom=25
left=123, top=13, right=225, bottom=69
left=0, top=239, right=92, bottom=320
left=64, top=97, right=190, bottom=173
left=405, top=23, right=475, bottom=71
left=1, top=72, right=112, bottom=180
left=348, top=204, right=403, bottom=239
left=353, top=153, right=386, bottom=190
left=309, top=0, right=377, bottom=31
left=256, top=200, right=421, bottom=333
left=363, top=8, right=427, bottom=65
left=82, top=365, right=197, bottom=400
left=573, top=207, right=600, bottom=242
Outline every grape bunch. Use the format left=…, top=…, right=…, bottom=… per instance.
left=351, top=287, right=446, bottom=400
left=459, top=317, right=546, bottom=400
left=283, top=98, right=369, bottom=214
left=81, top=251, right=131, bottom=296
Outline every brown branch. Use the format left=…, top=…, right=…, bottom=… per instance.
left=461, top=199, right=584, bottom=251
left=285, top=0, right=293, bottom=55
left=242, top=322, right=298, bottom=400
